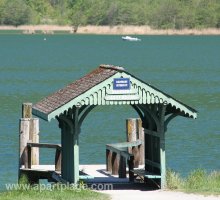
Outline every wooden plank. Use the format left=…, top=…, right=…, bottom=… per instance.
left=131, top=169, right=161, bottom=179
left=27, top=142, right=61, bottom=150
left=79, top=175, right=94, bottom=179
left=107, top=139, right=142, bottom=148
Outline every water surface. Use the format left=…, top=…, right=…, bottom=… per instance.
left=0, top=35, right=219, bottom=189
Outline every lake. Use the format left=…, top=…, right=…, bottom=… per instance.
left=0, top=34, right=219, bottom=189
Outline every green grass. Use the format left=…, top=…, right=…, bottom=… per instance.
left=0, top=188, right=109, bottom=200
left=0, top=175, right=110, bottom=200
left=166, top=169, right=220, bottom=195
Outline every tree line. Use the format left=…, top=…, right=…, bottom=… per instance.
left=0, top=0, right=220, bottom=29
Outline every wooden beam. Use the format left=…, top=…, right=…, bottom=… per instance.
left=138, top=105, right=160, bottom=129
left=131, top=105, right=144, bottom=122
left=165, top=113, right=179, bottom=130
left=78, top=105, right=96, bottom=127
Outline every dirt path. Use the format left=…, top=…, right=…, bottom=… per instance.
left=101, top=190, right=220, bottom=200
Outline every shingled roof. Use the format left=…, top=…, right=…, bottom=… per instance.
left=32, top=64, right=197, bottom=121
left=32, top=65, right=121, bottom=118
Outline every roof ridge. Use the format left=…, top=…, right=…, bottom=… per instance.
left=99, top=64, right=125, bottom=71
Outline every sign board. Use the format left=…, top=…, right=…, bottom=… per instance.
left=113, top=78, right=130, bottom=90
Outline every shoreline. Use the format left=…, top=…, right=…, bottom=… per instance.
left=0, top=25, right=220, bottom=35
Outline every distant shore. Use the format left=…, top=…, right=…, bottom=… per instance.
left=0, top=25, right=220, bottom=35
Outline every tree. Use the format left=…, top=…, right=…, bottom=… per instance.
left=149, top=0, right=181, bottom=29
left=1, top=0, right=30, bottom=26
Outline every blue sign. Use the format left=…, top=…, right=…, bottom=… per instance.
left=113, top=78, right=130, bottom=90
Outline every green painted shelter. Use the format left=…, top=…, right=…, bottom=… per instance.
left=32, top=64, right=197, bottom=188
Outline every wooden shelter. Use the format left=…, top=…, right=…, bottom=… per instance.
left=32, top=64, right=197, bottom=188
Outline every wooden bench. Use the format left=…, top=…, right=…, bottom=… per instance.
left=26, top=142, right=61, bottom=172
left=106, top=140, right=142, bottom=180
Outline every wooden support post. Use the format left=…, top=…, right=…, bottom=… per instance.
left=27, top=145, right=32, bottom=169
left=106, top=149, right=112, bottom=173
left=22, top=103, right=32, bottom=118
left=61, top=123, right=77, bottom=183
left=19, top=118, right=30, bottom=168
left=126, top=118, right=144, bottom=167
left=19, top=103, right=39, bottom=182
left=73, top=132, right=79, bottom=183
left=128, top=155, right=134, bottom=182
left=159, top=105, right=167, bottom=189
left=137, top=119, right=145, bottom=165
left=119, top=155, right=126, bottom=178
left=111, top=152, right=119, bottom=175
left=160, top=134, right=166, bottom=189
left=29, top=118, right=39, bottom=165
left=73, top=107, right=80, bottom=183
left=60, top=107, right=80, bottom=183
left=55, top=148, right=61, bottom=172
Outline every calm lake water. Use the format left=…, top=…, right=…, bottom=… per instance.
left=0, top=35, right=219, bottom=189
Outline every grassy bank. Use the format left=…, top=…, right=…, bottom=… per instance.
left=166, top=169, right=220, bottom=195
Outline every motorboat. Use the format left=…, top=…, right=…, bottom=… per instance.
left=122, top=36, right=141, bottom=41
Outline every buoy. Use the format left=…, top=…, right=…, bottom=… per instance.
left=44, top=38, right=46, bottom=41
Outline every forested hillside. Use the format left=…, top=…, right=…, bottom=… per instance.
left=0, top=0, right=220, bottom=29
